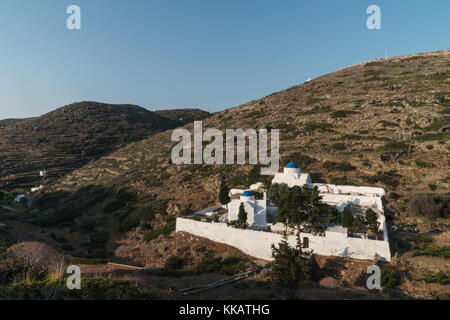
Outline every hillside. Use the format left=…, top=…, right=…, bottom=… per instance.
left=154, top=109, right=211, bottom=126
left=0, top=102, right=194, bottom=190
left=57, top=50, right=449, bottom=212
left=1, top=50, right=449, bottom=299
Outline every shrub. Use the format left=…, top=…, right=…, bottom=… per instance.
left=408, top=195, right=442, bottom=220
left=424, top=116, right=450, bottom=132
left=306, top=97, right=326, bottom=105
left=0, top=278, right=152, bottom=300
left=163, top=252, right=250, bottom=277
left=365, top=171, right=401, bottom=189
left=421, top=270, right=450, bottom=285
left=432, top=194, right=449, bottom=218
left=330, top=143, right=346, bottom=151
left=409, top=235, right=431, bottom=251
left=104, top=200, right=126, bottom=213
left=143, top=220, right=176, bottom=242
left=323, top=161, right=356, bottom=172
left=415, top=160, right=435, bottom=168
left=417, top=132, right=449, bottom=142
left=436, top=271, right=450, bottom=285
left=180, top=207, right=194, bottom=216
left=120, top=199, right=169, bottom=232
left=330, top=110, right=359, bottom=119
left=245, top=110, right=265, bottom=118
left=221, top=256, right=249, bottom=275
left=413, top=246, right=450, bottom=259
left=164, top=255, right=185, bottom=271
left=305, top=106, right=333, bottom=114
left=304, top=122, right=333, bottom=132
left=378, top=141, right=409, bottom=152
left=381, top=268, right=399, bottom=288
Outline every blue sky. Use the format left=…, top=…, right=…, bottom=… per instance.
left=0, top=0, right=449, bottom=119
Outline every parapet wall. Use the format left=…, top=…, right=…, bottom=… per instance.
left=176, top=218, right=391, bottom=261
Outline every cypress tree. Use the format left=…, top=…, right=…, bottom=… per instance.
left=219, top=180, right=230, bottom=205
left=238, top=202, right=247, bottom=224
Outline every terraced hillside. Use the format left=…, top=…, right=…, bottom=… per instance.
left=0, top=102, right=209, bottom=190
left=57, top=50, right=449, bottom=214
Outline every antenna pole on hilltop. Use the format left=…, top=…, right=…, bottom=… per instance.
left=385, top=48, right=388, bottom=60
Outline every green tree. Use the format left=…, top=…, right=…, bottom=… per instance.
left=365, top=208, right=379, bottom=233
left=218, top=180, right=230, bottom=205
left=273, top=185, right=338, bottom=234
left=351, top=216, right=368, bottom=234
left=238, top=203, right=247, bottom=225
left=341, top=205, right=354, bottom=229
left=271, top=233, right=312, bottom=288
left=268, top=183, right=291, bottom=207
left=306, top=204, right=339, bottom=234
left=228, top=203, right=248, bottom=229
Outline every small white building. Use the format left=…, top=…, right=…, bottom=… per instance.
left=271, top=162, right=313, bottom=188
left=14, top=194, right=26, bottom=202
left=31, top=185, right=44, bottom=193
left=227, top=190, right=267, bottom=229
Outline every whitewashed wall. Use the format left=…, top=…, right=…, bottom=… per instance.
left=320, top=194, right=383, bottom=212
left=176, top=218, right=391, bottom=261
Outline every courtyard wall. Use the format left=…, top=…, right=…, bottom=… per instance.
left=176, top=218, right=391, bottom=261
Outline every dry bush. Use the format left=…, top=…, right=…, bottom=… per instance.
left=7, top=242, right=62, bottom=268
left=2, top=242, right=66, bottom=283
left=408, top=195, right=442, bottom=220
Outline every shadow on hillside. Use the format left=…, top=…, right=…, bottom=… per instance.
left=17, top=185, right=140, bottom=260
left=311, top=256, right=347, bottom=280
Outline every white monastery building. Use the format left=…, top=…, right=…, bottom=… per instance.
left=176, top=162, right=391, bottom=261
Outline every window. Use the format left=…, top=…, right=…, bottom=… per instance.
left=303, top=237, right=309, bottom=248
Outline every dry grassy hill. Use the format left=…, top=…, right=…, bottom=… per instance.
left=57, top=50, right=449, bottom=213
left=0, top=102, right=209, bottom=190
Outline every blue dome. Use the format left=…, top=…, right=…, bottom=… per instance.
left=241, top=190, right=253, bottom=197
left=285, top=162, right=299, bottom=169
